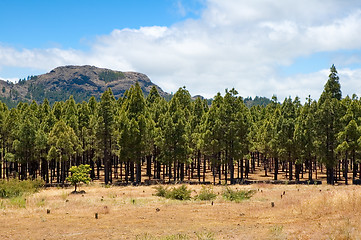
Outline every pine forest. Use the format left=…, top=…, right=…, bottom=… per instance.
left=0, top=65, right=359, bottom=186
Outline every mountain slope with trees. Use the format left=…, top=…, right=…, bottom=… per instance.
left=0, top=64, right=359, bottom=186
left=0, top=65, right=167, bottom=105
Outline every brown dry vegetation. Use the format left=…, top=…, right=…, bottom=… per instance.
left=1, top=183, right=361, bottom=240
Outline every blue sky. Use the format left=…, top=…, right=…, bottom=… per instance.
left=0, top=0, right=203, bottom=49
left=1, top=0, right=361, bottom=100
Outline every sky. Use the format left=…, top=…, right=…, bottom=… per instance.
left=1, top=0, right=361, bottom=101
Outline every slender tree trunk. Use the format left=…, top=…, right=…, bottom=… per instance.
left=218, top=164, right=221, bottom=184
left=345, top=151, right=348, bottom=185
left=96, top=158, right=100, bottom=180
left=146, top=155, right=151, bottom=177
left=56, top=161, right=60, bottom=184
left=245, top=159, right=249, bottom=179
left=136, top=161, right=141, bottom=184
left=308, top=155, right=312, bottom=181
left=130, top=161, right=135, bottom=183
left=197, top=150, right=201, bottom=182
left=288, top=152, right=292, bottom=181
left=263, top=156, right=268, bottom=177
left=203, top=156, right=206, bottom=183
left=125, top=161, right=129, bottom=184
left=180, top=162, right=184, bottom=181
left=240, top=158, right=243, bottom=180
left=274, top=157, right=278, bottom=181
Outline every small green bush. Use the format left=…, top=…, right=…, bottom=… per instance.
left=154, top=185, right=191, bottom=200
left=168, top=185, right=191, bottom=200
left=9, top=195, right=27, bottom=208
left=195, top=186, right=217, bottom=201
left=222, top=187, right=255, bottom=202
left=0, top=178, right=44, bottom=199
left=154, top=185, right=169, bottom=198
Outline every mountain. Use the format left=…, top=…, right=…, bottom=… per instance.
left=0, top=65, right=167, bottom=106
left=244, top=96, right=272, bottom=108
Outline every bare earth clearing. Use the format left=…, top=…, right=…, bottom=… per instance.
left=1, top=183, right=361, bottom=240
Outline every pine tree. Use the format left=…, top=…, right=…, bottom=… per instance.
left=294, top=97, right=317, bottom=181
left=316, top=65, right=342, bottom=184
left=96, top=89, right=115, bottom=185
left=47, top=120, right=81, bottom=185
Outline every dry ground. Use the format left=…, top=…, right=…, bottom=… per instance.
left=1, top=183, right=361, bottom=240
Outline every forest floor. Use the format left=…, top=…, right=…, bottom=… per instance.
left=1, top=182, right=361, bottom=240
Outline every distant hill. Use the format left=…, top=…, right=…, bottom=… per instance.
left=0, top=65, right=167, bottom=106
left=244, top=96, right=272, bottom=108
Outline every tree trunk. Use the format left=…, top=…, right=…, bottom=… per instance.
left=203, top=156, right=206, bottom=182
left=245, top=159, right=249, bottom=179
left=345, top=151, right=348, bottom=185
left=146, top=155, right=151, bottom=177
left=136, top=161, right=141, bottom=184
left=180, top=162, right=184, bottom=181
left=197, top=150, right=201, bottom=182
left=288, top=152, right=292, bottom=181
left=130, top=161, right=135, bottom=183
left=274, top=157, right=278, bottom=181
left=240, top=158, right=243, bottom=181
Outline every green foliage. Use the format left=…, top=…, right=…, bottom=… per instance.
left=27, top=83, right=93, bottom=106
left=154, top=185, right=191, bottom=200
left=47, top=119, right=81, bottom=163
left=195, top=186, right=217, bottom=201
left=0, top=96, right=18, bottom=108
left=244, top=96, right=272, bottom=108
left=168, top=185, right=192, bottom=200
left=222, top=187, right=255, bottom=202
left=0, top=178, right=44, bottom=199
left=9, top=195, right=27, bottom=208
left=66, top=164, right=91, bottom=192
left=153, top=185, right=169, bottom=198
left=99, top=70, right=125, bottom=83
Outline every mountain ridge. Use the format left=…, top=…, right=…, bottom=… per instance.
left=0, top=65, right=167, bottom=106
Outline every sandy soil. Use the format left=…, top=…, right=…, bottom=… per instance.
left=1, top=183, right=361, bottom=240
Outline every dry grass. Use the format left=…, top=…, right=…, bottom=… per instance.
left=0, top=183, right=361, bottom=239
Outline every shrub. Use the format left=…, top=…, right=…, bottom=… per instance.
left=154, top=185, right=191, bottom=200
left=222, top=187, right=255, bottom=202
left=168, top=185, right=191, bottom=200
left=154, top=185, right=169, bottom=198
left=9, top=195, right=27, bottom=208
left=0, top=178, right=44, bottom=199
left=195, top=186, right=217, bottom=201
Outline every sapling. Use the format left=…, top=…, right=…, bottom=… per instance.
left=66, top=164, right=91, bottom=193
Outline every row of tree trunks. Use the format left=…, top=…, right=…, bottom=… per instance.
left=2, top=149, right=361, bottom=186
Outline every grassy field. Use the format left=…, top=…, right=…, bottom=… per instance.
left=0, top=183, right=360, bottom=239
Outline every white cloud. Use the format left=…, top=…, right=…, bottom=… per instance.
left=1, top=0, right=361, bottom=100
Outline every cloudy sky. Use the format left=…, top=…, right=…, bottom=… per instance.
left=1, top=0, right=361, bottom=101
